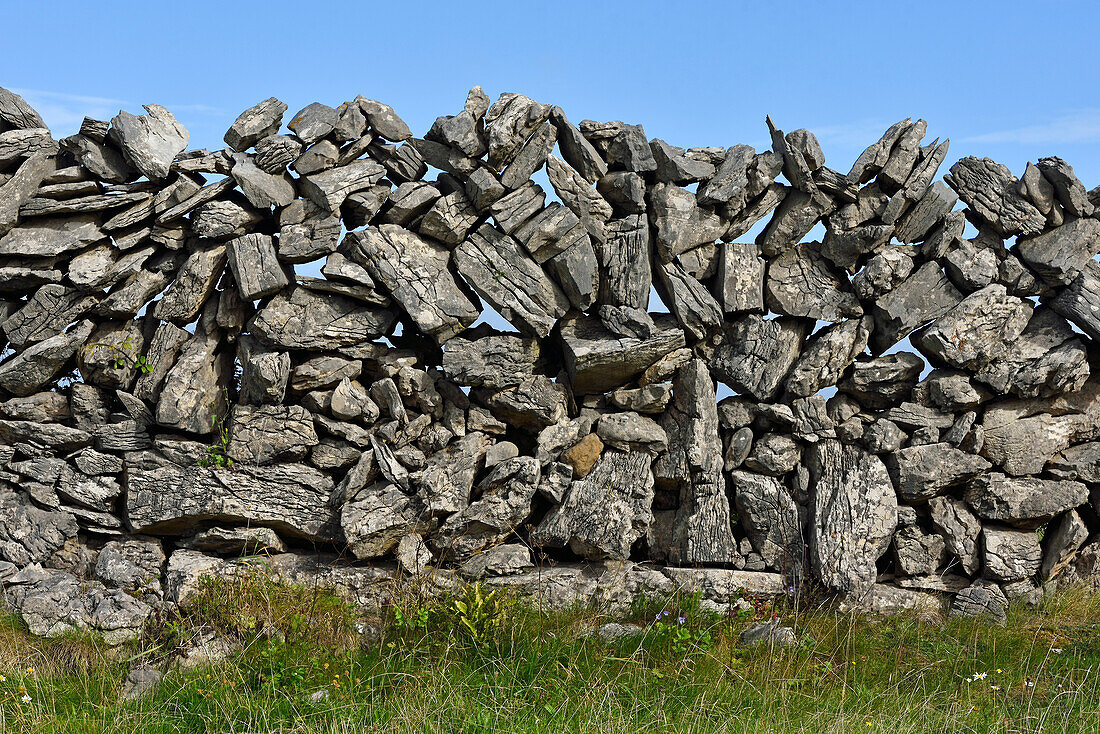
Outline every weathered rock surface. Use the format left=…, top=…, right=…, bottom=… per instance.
left=455, top=224, right=568, bottom=337
left=348, top=225, right=479, bottom=343
left=126, top=454, right=338, bottom=542
left=807, top=440, right=897, bottom=600
left=534, top=450, right=653, bottom=560
left=707, top=314, right=808, bottom=401
left=109, top=105, right=189, bottom=180
left=249, top=286, right=396, bottom=350
left=964, top=473, right=1088, bottom=529
left=559, top=313, right=685, bottom=394
left=886, top=443, right=991, bottom=502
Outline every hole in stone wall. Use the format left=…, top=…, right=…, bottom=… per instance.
left=465, top=301, right=520, bottom=333
left=648, top=285, right=670, bottom=314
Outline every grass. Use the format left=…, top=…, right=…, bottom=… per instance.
left=0, top=567, right=1097, bottom=733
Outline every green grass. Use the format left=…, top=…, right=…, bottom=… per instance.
left=0, top=570, right=1098, bottom=733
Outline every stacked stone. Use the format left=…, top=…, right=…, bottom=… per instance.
left=0, top=85, right=1098, bottom=641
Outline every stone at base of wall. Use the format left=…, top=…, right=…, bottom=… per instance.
left=161, top=550, right=900, bottom=619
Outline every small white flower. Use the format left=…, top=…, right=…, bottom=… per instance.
left=969, top=672, right=988, bottom=682
left=20, top=694, right=30, bottom=704
left=1026, top=681, right=1035, bottom=687
left=1051, top=648, right=1064, bottom=654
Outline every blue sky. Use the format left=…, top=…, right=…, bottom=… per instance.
left=5, top=0, right=1100, bottom=187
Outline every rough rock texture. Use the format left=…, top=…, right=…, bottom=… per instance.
left=807, top=440, right=897, bottom=600
left=0, top=88, right=1094, bottom=640
left=533, top=449, right=654, bottom=560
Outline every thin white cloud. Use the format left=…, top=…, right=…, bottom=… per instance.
left=9, top=88, right=223, bottom=137
left=962, top=109, right=1100, bottom=145
left=803, top=118, right=905, bottom=149
left=11, top=88, right=130, bottom=136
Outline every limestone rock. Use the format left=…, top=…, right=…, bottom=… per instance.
left=964, top=473, right=1088, bottom=529
left=442, top=334, right=540, bottom=390
left=227, top=405, right=318, bottom=465
left=483, top=94, right=551, bottom=170
left=224, top=97, right=287, bottom=151
left=871, top=262, right=963, bottom=354
left=300, top=159, right=386, bottom=212
left=767, top=241, right=863, bottom=322
left=732, top=470, right=803, bottom=578
left=435, top=456, right=539, bottom=559
left=1036, top=157, right=1093, bottom=218
left=152, top=245, right=228, bottom=325
left=596, top=413, right=668, bottom=455
left=0, top=320, right=94, bottom=397
left=1041, top=510, right=1089, bottom=582
left=341, top=482, right=429, bottom=560
left=599, top=213, right=651, bottom=312
left=249, top=286, right=395, bottom=350
left=785, top=317, right=872, bottom=398
left=95, top=538, right=165, bottom=599
left=807, top=440, right=897, bottom=600
left=1016, top=217, right=1100, bottom=287
left=886, top=443, right=991, bottom=502
left=550, top=107, right=607, bottom=183
left=654, top=260, right=723, bottom=341
left=416, top=432, right=492, bottom=517
left=950, top=580, right=1008, bottom=625
left=347, top=225, right=478, bottom=343
left=559, top=313, right=685, bottom=394
left=486, top=374, right=569, bottom=430
left=454, top=224, right=568, bottom=337
left=226, top=233, right=288, bottom=301
left=838, top=352, right=924, bottom=410
left=944, top=157, right=1045, bottom=237
left=109, top=104, right=189, bottom=180
left=533, top=450, right=653, bottom=561
left=126, top=454, right=337, bottom=542
left=928, top=496, right=982, bottom=576
left=4, top=565, right=152, bottom=644
left=155, top=331, right=232, bottom=435
left=982, top=526, right=1041, bottom=582
left=706, top=314, right=808, bottom=401
left=892, top=525, right=946, bottom=577
left=973, top=308, right=1089, bottom=398
left=716, top=242, right=765, bottom=314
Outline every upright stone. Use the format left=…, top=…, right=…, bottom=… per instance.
left=227, top=234, right=288, bottom=301
left=807, top=440, right=897, bottom=600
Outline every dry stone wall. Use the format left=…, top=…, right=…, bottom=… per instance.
left=1, top=84, right=1099, bottom=638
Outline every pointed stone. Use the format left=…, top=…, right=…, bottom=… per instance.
left=108, top=105, right=188, bottom=180
left=224, top=98, right=287, bottom=151
left=550, top=107, right=607, bottom=183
